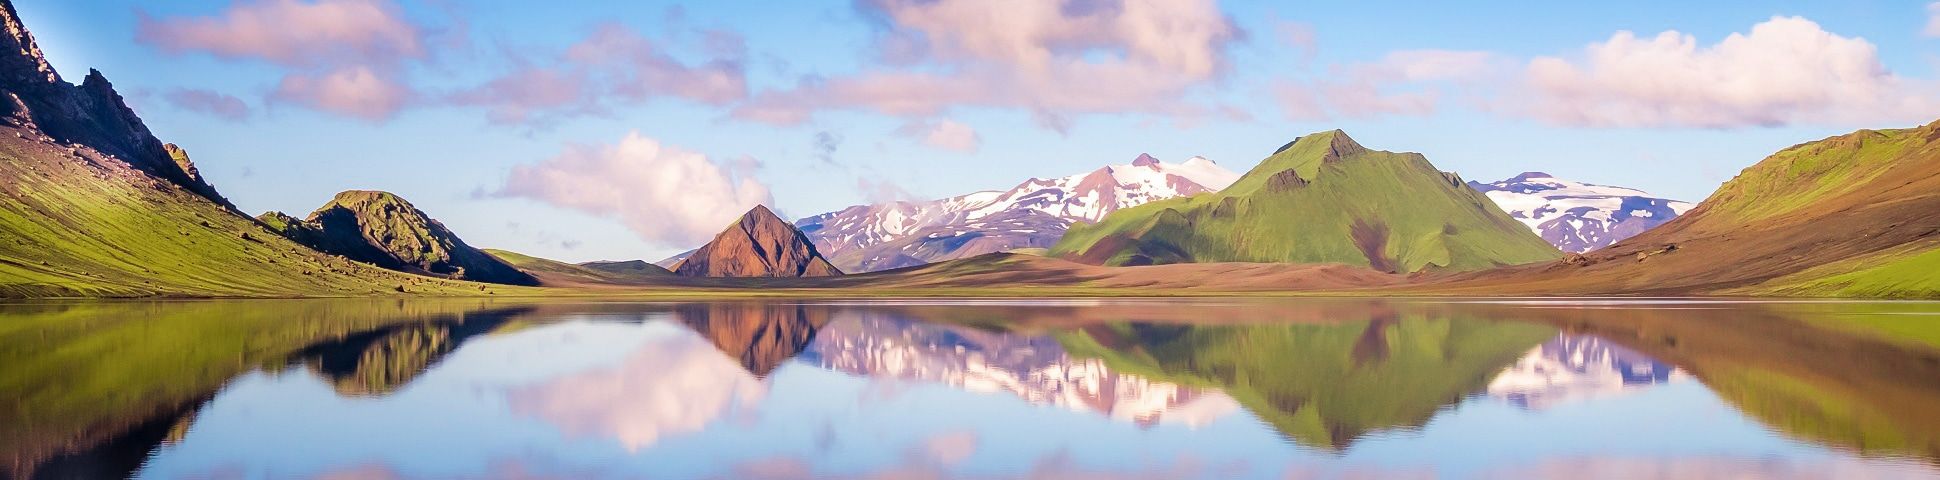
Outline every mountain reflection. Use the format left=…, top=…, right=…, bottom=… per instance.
left=7, top=299, right=1940, bottom=479
left=803, top=312, right=1240, bottom=428
left=1488, top=335, right=1685, bottom=410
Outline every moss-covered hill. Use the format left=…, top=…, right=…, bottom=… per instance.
left=1051, top=130, right=1560, bottom=272
left=263, top=191, right=538, bottom=286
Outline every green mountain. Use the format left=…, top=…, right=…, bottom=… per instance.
left=1050, top=130, right=1560, bottom=272
left=483, top=249, right=670, bottom=286
left=0, top=2, right=510, bottom=298
left=262, top=191, right=538, bottom=286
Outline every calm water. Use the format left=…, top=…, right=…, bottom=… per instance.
left=5, top=298, right=1940, bottom=479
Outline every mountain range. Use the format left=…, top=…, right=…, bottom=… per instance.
left=0, top=0, right=1934, bottom=298
left=1051, top=130, right=1563, bottom=272
left=1470, top=172, right=1694, bottom=253
left=797, top=154, right=1238, bottom=272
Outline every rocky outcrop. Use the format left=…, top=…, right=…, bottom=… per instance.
left=265, top=191, right=539, bottom=285
left=0, top=0, right=230, bottom=208
left=674, top=205, right=843, bottom=278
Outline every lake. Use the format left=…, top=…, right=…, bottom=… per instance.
left=4, top=298, right=1939, bottom=479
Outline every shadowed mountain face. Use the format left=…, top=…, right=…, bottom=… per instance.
left=673, top=205, right=843, bottom=278
left=0, top=0, right=227, bottom=209
left=263, top=191, right=538, bottom=286
left=1052, top=130, right=1561, bottom=273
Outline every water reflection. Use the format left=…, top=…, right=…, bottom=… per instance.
left=1, top=298, right=1937, bottom=479
left=1487, top=335, right=1686, bottom=410
left=804, top=312, right=1239, bottom=427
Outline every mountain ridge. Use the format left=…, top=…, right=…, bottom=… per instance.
left=1050, top=130, right=1562, bottom=272
left=798, top=154, right=1238, bottom=272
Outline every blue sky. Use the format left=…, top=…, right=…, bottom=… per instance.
left=16, top=0, right=1940, bottom=262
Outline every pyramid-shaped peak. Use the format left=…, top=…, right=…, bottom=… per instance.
left=1131, top=153, right=1161, bottom=167
left=677, top=204, right=843, bottom=278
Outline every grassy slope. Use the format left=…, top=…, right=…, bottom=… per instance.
left=1051, top=131, right=1559, bottom=272
left=1056, top=317, right=1554, bottom=449
left=0, top=128, right=525, bottom=298
left=483, top=249, right=668, bottom=286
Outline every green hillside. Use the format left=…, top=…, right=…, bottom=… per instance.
left=483, top=249, right=670, bottom=285
left=0, top=130, right=516, bottom=298
left=1050, top=130, right=1559, bottom=272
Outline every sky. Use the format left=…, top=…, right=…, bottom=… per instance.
left=15, top=0, right=1940, bottom=262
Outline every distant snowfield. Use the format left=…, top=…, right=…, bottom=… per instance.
left=1470, top=172, right=1694, bottom=253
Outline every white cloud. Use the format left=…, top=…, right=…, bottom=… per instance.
left=732, top=0, right=1241, bottom=128
left=1926, top=2, right=1940, bottom=37
left=507, top=335, right=765, bottom=452
left=1519, top=16, right=1938, bottom=128
left=896, top=119, right=981, bottom=152
left=1275, top=49, right=1502, bottom=120
left=496, top=132, right=771, bottom=248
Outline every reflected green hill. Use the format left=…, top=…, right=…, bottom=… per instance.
left=1499, top=303, right=1940, bottom=465
left=0, top=299, right=538, bottom=478
left=1056, top=314, right=1554, bottom=450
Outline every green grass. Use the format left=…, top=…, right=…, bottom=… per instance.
left=1746, top=242, right=1940, bottom=299
left=0, top=134, right=529, bottom=298
left=1051, top=130, right=1559, bottom=272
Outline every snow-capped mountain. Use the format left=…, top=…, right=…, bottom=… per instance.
left=1468, top=172, right=1694, bottom=253
left=802, top=312, right=1238, bottom=428
left=1486, top=334, right=1686, bottom=410
left=799, top=154, right=1239, bottom=272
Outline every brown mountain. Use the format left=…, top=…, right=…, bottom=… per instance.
left=672, top=205, right=843, bottom=278
left=262, top=191, right=538, bottom=286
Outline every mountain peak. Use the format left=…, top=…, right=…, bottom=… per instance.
left=1183, top=156, right=1216, bottom=166
left=1131, top=153, right=1161, bottom=167
left=1508, top=171, right=1555, bottom=182
left=675, top=205, right=843, bottom=278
